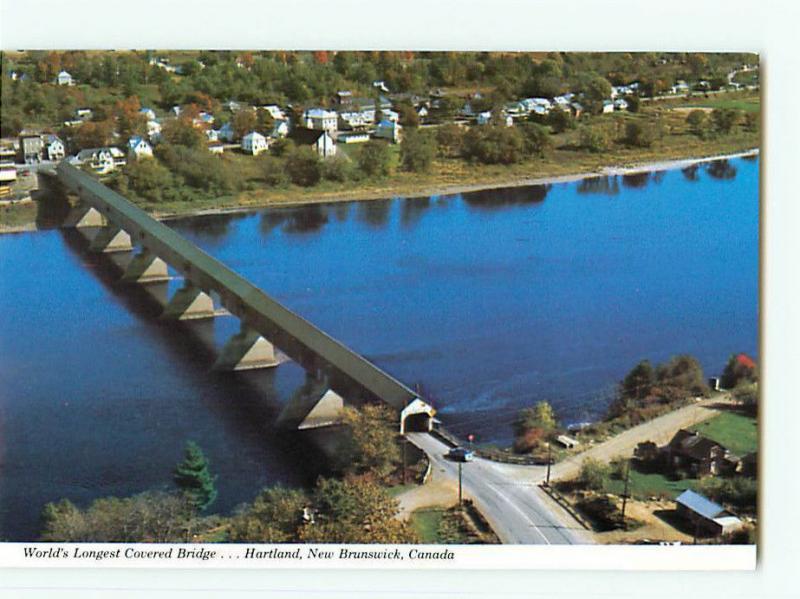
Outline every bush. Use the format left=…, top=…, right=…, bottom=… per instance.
left=518, top=122, right=552, bottom=156
left=578, top=458, right=610, bottom=491
left=686, top=110, right=710, bottom=139
left=712, top=108, right=742, bottom=134
left=579, top=125, right=612, bottom=153
left=321, top=155, right=353, bottom=182
left=435, top=124, right=465, bottom=158
left=357, top=140, right=393, bottom=178
left=547, top=109, right=574, bottom=133
left=624, top=121, right=656, bottom=147
left=697, top=477, right=757, bottom=513
left=285, top=146, right=322, bottom=187
left=400, top=129, right=437, bottom=172
left=462, top=125, right=525, bottom=165
left=261, top=155, right=290, bottom=187
left=155, top=143, right=237, bottom=196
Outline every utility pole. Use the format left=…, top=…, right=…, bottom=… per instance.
left=545, top=442, right=552, bottom=486
left=402, top=434, right=407, bottom=485
left=458, top=461, right=463, bottom=505
left=621, top=460, right=631, bottom=529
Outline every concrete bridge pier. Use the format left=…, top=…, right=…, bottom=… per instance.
left=161, top=281, right=216, bottom=320
left=276, top=376, right=347, bottom=430
left=213, top=323, right=280, bottom=371
left=89, top=225, right=134, bottom=253
left=63, top=202, right=105, bottom=228
left=122, top=250, right=171, bottom=284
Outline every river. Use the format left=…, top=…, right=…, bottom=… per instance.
left=0, top=156, right=759, bottom=540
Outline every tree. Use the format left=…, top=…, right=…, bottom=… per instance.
left=299, top=478, right=418, bottom=544
left=285, top=146, right=322, bottom=186
left=75, top=120, right=114, bottom=149
left=462, top=125, right=525, bottom=165
left=518, top=122, right=552, bottom=156
left=655, top=355, right=709, bottom=399
left=41, top=492, right=198, bottom=542
left=261, top=155, right=290, bottom=187
left=115, top=158, right=182, bottom=204
left=338, top=404, right=401, bottom=481
left=578, top=458, right=610, bottom=491
left=547, top=109, right=574, bottom=134
left=625, top=95, right=640, bottom=113
left=621, top=360, right=656, bottom=401
left=435, top=123, right=465, bottom=157
left=721, top=353, right=758, bottom=389
left=357, top=140, right=393, bottom=178
left=232, top=109, right=258, bottom=140
left=581, top=75, right=613, bottom=114
left=114, top=96, right=147, bottom=139
left=512, top=401, right=558, bottom=453
left=228, top=487, right=307, bottom=542
left=579, top=125, right=612, bottom=153
left=732, top=383, right=758, bottom=414
left=686, top=110, right=710, bottom=138
left=711, top=108, right=742, bottom=134
left=400, top=129, right=437, bottom=172
left=173, top=441, right=217, bottom=512
left=624, top=121, right=655, bottom=148
left=396, top=102, right=420, bottom=128
left=161, top=117, right=206, bottom=148
left=321, top=155, right=353, bottom=182
left=744, top=112, right=759, bottom=132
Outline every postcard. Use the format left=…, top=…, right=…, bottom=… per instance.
left=0, top=48, right=759, bottom=572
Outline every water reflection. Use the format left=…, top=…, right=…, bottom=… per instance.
left=682, top=164, right=701, bottom=182
left=356, top=199, right=392, bottom=228
left=400, top=196, right=432, bottom=228
left=621, top=172, right=650, bottom=189
left=173, top=213, right=246, bottom=241
left=577, top=176, right=620, bottom=196
left=706, top=159, right=738, bottom=180
left=652, top=170, right=666, bottom=185
left=284, top=205, right=329, bottom=233
left=462, top=184, right=550, bottom=210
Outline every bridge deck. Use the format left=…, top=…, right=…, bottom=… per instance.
left=57, top=162, right=418, bottom=410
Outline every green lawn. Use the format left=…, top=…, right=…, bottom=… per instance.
left=410, top=509, right=445, bottom=543
left=685, top=97, right=761, bottom=113
left=606, top=468, right=699, bottom=500
left=689, top=412, right=758, bottom=456
left=386, top=483, right=416, bottom=498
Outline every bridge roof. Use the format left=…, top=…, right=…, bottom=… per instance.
left=57, top=162, right=419, bottom=409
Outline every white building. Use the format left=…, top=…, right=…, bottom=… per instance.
left=43, top=135, right=66, bottom=161
left=146, top=120, right=162, bottom=142
left=289, top=128, right=337, bottom=158
left=303, top=108, right=338, bottom=132
left=338, top=110, right=375, bottom=130
left=218, top=122, right=236, bottom=142
left=477, top=111, right=492, bottom=125
left=270, top=120, right=290, bottom=139
left=261, top=105, right=286, bottom=121
left=127, top=136, right=154, bottom=159
left=613, top=98, right=629, bottom=111
left=241, top=131, right=269, bottom=155
left=74, top=147, right=126, bottom=175
left=602, top=101, right=615, bottom=114
left=208, top=142, right=225, bottom=155
left=56, top=70, right=74, bottom=86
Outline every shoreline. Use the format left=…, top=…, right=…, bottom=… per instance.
left=0, top=148, right=759, bottom=233
left=155, top=148, right=760, bottom=221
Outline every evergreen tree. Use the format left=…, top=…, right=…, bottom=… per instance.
left=173, top=441, right=217, bottom=512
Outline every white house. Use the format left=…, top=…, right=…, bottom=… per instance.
left=171, top=105, right=182, bottom=117
left=477, top=111, right=492, bottom=125
left=613, top=98, right=629, bottom=111
left=416, top=105, right=429, bottom=119
left=75, top=108, right=93, bottom=120
left=374, top=119, right=402, bottom=143
left=304, top=108, right=338, bottom=132
left=56, top=70, right=74, bottom=86
left=205, top=128, right=219, bottom=142
left=338, top=111, right=374, bottom=130
left=380, top=109, right=399, bottom=123
left=43, top=134, right=65, bottom=161
left=241, top=131, right=269, bottom=155
left=139, top=107, right=157, bottom=121
left=270, top=120, right=290, bottom=139
left=288, top=128, right=337, bottom=158
left=208, top=142, right=224, bottom=155
left=261, top=105, right=285, bottom=121
left=127, top=136, right=153, bottom=159
left=74, top=147, right=126, bottom=175
left=602, top=101, right=615, bottom=114
left=372, top=80, right=389, bottom=93
left=146, top=120, right=162, bottom=142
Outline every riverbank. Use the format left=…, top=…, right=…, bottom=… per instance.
left=0, top=146, right=758, bottom=234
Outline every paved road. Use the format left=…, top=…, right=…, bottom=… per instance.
left=405, top=395, right=732, bottom=544
left=407, top=432, right=589, bottom=545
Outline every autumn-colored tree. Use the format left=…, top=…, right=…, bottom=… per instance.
left=313, top=51, right=330, bottom=65
left=232, top=109, right=258, bottom=139
left=75, top=120, right=114, bottom=149
left=298, top=478, right=418, bottom=544
left=338, top=404, right=401, bottom=481
left=227, top=487, right=307, bottom=542
left=237, top=52, right=255, bottom=69
left=161, top=117, right=206, bottom=148
left=114, top=96, right=147, bottom=139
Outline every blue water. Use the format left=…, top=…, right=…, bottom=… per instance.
left=0, top=156, right=759, bottom=540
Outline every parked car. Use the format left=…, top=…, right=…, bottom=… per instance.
left=447, top=447, right=474, bottom=462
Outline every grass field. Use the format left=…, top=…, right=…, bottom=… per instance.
left=683, top=97, right=761, bottom=113
left=410, top=509, right=446, bottom=543
left=606, top=467, right=698, bottom=500
left=689, top=411, right=758, bottom=456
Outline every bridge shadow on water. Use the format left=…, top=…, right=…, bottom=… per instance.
left=58, top=228, right=335, bottom=487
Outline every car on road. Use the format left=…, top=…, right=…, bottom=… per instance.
left=447, top=447, right=474, bottom=462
